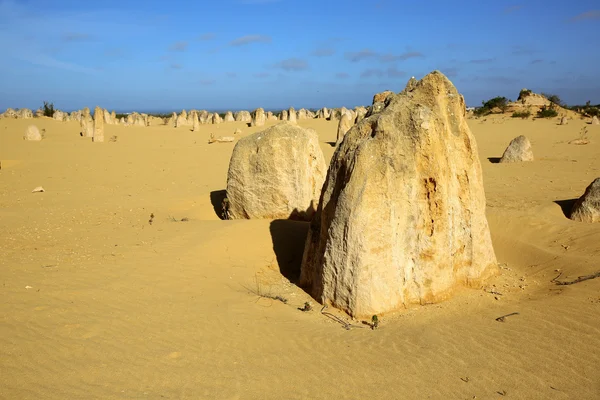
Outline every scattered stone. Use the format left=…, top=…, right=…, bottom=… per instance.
left=288, top=107, right=297, bottom=124
left=234, top=128, right=242, bottom=135
left=266, top=111, right=277, bottom=121
left=226, top=121, right=326, bottom=220
left=560, top=116, right=568, bottom=125
left=570, top=178, right=600, bottom=223
left=299, top=71, right=498, bottom=317
left=35, top=109, right=44, bottom=118
left=224, top=111, right=235, bottom=122
left=17, top=108, right=33, bottom=119
left=234, top=110, right=252, bottom=122
left=499, top=135, right=534, bottom=163
left=592, top=116, right=599, bottom=125
left=212, top=113, right=222, bottom=124
left=93, top=106, right=105, bottom=142
left=208, top=134, right=234, bottom=144
left=31, top=186, right=45, bottom=193
left=24, top=125, right=42, bottom=141
left=251, top=108, right=266, bottom=127
left=53, top=110, right=66, bottom=121
left=1, top=108, right=17, bottom=118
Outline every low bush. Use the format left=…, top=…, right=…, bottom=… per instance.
left=537, top=106, right=558, bottom=118
left=42, top=101, right=54, bottom=117
left=512, top=111, right=531, bottom=119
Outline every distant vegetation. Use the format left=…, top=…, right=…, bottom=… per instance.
left=511, top=110, right=531, bottom=119
left=518, top=89, right=532, bottom=99
left=474, top=96, right=509, bottom=116
left=42, top=101, right=55, bottom=117
left=537, top=105, right=558, bottom=118
left=568, top=101, right=600, bottom=117
left=541, top=93, right=564, bottom=107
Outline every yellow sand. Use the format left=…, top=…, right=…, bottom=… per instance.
left=1, top=115, right=599, bottom=399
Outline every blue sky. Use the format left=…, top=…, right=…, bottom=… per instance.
left=0, top=0, right=599, bottom=112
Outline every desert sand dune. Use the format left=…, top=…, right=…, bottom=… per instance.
left=1, top=115, right=599, bottom=399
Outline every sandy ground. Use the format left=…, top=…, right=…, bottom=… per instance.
left=1, top=115, right=599, bottom=400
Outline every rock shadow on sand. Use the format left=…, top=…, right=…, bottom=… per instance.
left=554, top=198, right=578, bottom=219
left=488, top=157, right=502, bottom=164
left=210, top=190, right=227, bottom=220
left=269, top=219, right=309, bottom=282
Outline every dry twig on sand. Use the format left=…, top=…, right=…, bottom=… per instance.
left=320, top=305, right=366, bottom=330
left=551, top=271, right=600, bottom=286
left=495, top=312, right=519, bottom=322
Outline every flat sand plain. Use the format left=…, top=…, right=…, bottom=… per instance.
left=1, top=115, right=599, bottom=399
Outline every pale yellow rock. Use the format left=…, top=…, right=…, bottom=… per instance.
left=93, top=107, right=104, bottom=142
left=592, top=116, right=599, bottom=125
left=570, top=178, right=600, bottom=223
left=251, top=108, right=265, bottom=127
left=288, top=107, right=297, bottom=124
left=300, top=71, right=497, bottom=318
left=24, top=125, right=42, bottom=141
left=226, top=122, right=326, bottom=220
left=336, top=111, right=353, bottom=145
left=224, top=111, right=235, bottom=122
left=499, top=135, right=534, bottom=163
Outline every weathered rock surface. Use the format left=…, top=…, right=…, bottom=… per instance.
left=17, top=108, right=33, bottom=119
left=226, top=122, right=326, bottom=220
left=1, top=108, right=17, bottom=118
left=299, top=71, right=497, bottom=317
left=24, top=125, right=42, bottom=141
left=224, top=111, right=235, bottom=122
left=53, top=110, right=66, bottom=121
left=592, top=116, right=599, bottom=125
left=251, top=108, right=265, bottom=127
left=192, top=112, right=200, bottom=131
left=560, top=117, right=568, bottom=125
left=280, top=110, right=288, bottom=121
left=373, top=90, right=394, bottom=104
left=212, top=113, right=222, bottom=124
left=288, top=107, right=297, bottom=124
left=235, top=110, right=251, bottom=123
left=336, top=111, right=354, bottom=145
left=354, top=106, right=367, bottom=123
left=499, top=135, right=534, bottom=163
left=93, top=107, right=104, bottom=142
left=570, top=178, right=600, bottom=223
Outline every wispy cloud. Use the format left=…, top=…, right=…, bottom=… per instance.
left=504, top=5, right=523, bottom=14
left=360, top=67, right=405, bottom=79
left=512, top=45, right=536, bottom=56
left=226, top=72, right=237, bottom=78
left=440, top=67, right=459, bottom=78
left=311, top=47, right=335, bottom=57
left=345, top=48, right=378, bottom=62
left=104, top=48, right=125, bottom=59
left=200, top=79, right=215, bottom=85
left=62, top=32, right=93, bottom=42
left=469, top=58, right=496, bottom=64
left=530, top=59, right=544, bottom=64
left=273, top=57, right=308, bottom=71
left=169, top=41, right=188, bottom=52
left=170, top=63, right=183, bottom=69
left=335, top=72, right=349, bottom=79
left=197, top=32, right=215, bottom=41
left=230, top=34, right=271, bottom=46
left=379, top=51, right=424, bottom=62
left=569, top=10, right=600, bottom=22
left=253, top=72, right=270, bottom=78
left=16, top=52, right=98, bottom=74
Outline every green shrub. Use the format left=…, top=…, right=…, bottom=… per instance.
left=512, top=111, right=531, bottom=119
left=537, top=106, right=558, bottom=118
left=474, top=96, right=509, bottom=116
left=518, top=89, right=532, bottom=99
left=541, top=93, right=564, bottom=107
left=42, top=101, right=54, bottom=117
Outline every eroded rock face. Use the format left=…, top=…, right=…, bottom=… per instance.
left=24, top=125, right=41, bottom=141
left=17, top=108, right=33, bottom=119
left=176, top=110, right=189, bottom=127
left=288, top=107, right=297, bottom=124
left=280, top=110, right=288, bottom=121
left=1, top=108, right=17, bottom=118
left=299, top=71, right=497, bottom=318
left=570, top=178, right=600, bottom=223
left=226, top=122, right=326, bottom=220
left=93, top=107, right=104, bottom=142
left=224, top=111, right=235, bottom=122
left=53, top=110, right=66, bottom=121
left=592, top=116, right=599, bottom=125
left=336, top=111, right=354, bottom=145
left=235, top=110, right=251, bottom=122
left=373, top=90, right=394, bottom=104
left=251, top=108, right=265, bottom=127
left=499, top=135, right=534, bottom=163
left=354, top=106, right=367, bottom=123
left=560, top=117, right=568, bottom=125
left=212, top=113, right=222, bottom=124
